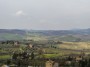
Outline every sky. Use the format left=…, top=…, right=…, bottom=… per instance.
left=0, top=0, right=90, bottom=30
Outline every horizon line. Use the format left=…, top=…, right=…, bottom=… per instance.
left=0, top=28, right=90, bottom=30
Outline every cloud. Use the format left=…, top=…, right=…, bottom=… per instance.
left=15, top=10, right=26, bottom=16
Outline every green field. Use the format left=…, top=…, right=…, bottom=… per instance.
left=0, top=55, right=11, bottom=60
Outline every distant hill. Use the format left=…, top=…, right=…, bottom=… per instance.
left=31, top=29, right=90, bottom=36
left=0, top=29, right=90, bottom=41
left=28, top=29, right=90, bottom=41
left=0, top=29, right=26, bottom=35
left=0, top=29, right=26, bottom=40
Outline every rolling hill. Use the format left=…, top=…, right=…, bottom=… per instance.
left=0, top=29, right=90, bottom=41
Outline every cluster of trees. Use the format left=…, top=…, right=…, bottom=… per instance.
left=0, top=40, right=20, bottom=45
left=12, top=52, right=35, bottom=60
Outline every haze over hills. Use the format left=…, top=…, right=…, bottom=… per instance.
left=0, top=29, right=90, bottom=41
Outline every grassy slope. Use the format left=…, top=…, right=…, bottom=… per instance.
left=0, top=55, right=11, bottom=60
left=57, top=42, right=90, bottom=50
left=0, top=33, right=23, bottom=40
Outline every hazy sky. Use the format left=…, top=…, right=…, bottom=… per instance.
left=0, top=0, right=90, bottom=30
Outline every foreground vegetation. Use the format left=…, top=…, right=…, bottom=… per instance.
left=0, top=40, right=90, bottom=66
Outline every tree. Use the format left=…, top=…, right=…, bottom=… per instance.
left=31, top=52, right=34, bottom=60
